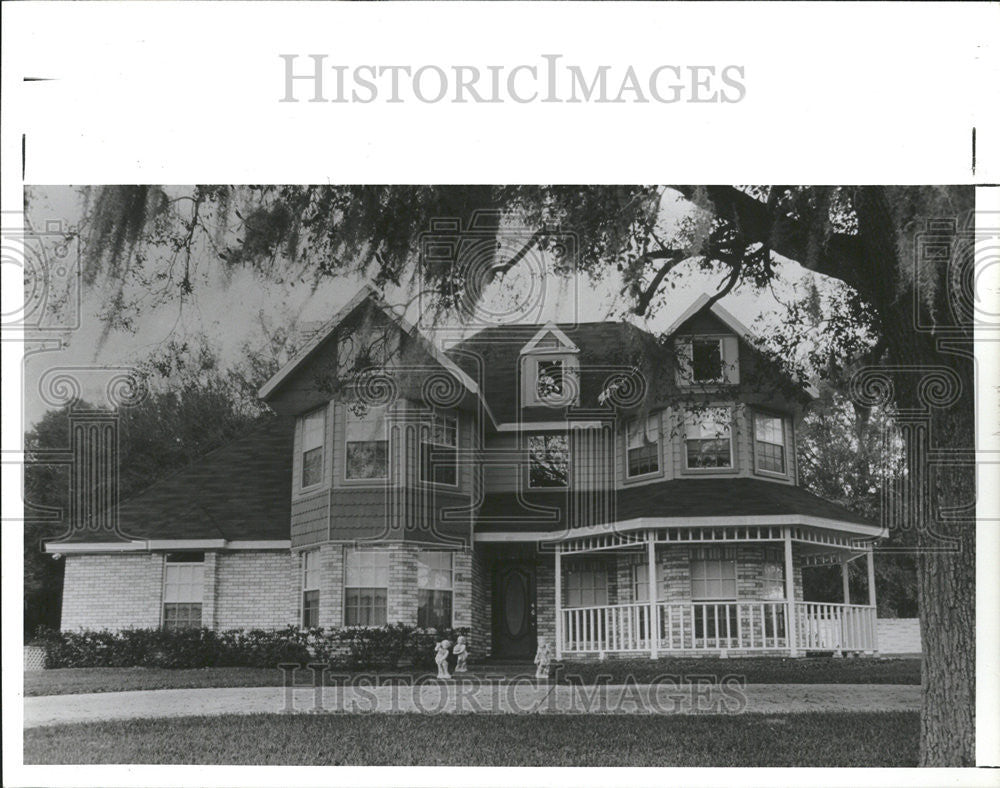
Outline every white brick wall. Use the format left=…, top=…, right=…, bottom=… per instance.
left=60, top=550, right=297, bottom=632
left=61, top=553, right=164, bottom=630
left=215, top=551, right=297, bottom=630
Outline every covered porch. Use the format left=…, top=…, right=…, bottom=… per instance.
left=552, top=523, right=878, bottom=658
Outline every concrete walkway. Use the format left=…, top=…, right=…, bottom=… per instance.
left=23, top=683, right=920, bottom=728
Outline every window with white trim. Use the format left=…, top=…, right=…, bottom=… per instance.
left=761, top=547, right=786, bottom=600
left=690, top=546, right=738, bottom=599
left=345, top=403, right=388, bottom=480
left=754, top=414, right=786, bottom=474
left=626, top=415, right=660, bottom=478
left=684, top=409, right=733, bottom=469
left=528, top=433, right=570, bottom=488
left=301, top=408, right=326, bottom=489
left=632, top=561, right=666, bottom=602
left=163, top=553, right=205, bottom=629
left=301, top=549, right=320, bottom=628
left=344, top=549, right=389, bottom=626
left=417, top=551, right=453, bottom=630
left=692, top=338, right=724, bottom=383
left=420, top=413, right=458, bottom=486
left=564, top=560, right=609, bottom=608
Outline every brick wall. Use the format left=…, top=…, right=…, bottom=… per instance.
left=61, top=553, right=163, bottom=630
left=214, top=551, right=297, bottom=630
left=471, top=547, right=491, bottom=657
left=877, top=618, right=921, bottom=654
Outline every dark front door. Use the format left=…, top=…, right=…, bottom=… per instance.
left=493, top=562, right=537, bottom=659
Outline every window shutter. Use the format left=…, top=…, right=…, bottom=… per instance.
left=675, top=339, right=693, bottom=386
left=722, top=336, right=740, bottom=384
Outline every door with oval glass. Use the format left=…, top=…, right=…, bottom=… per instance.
left=492, top=562, right=537, bottom=659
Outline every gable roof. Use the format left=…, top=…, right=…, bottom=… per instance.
left=50, top=416, right=295, bottom=544
left=258, top=286, right=490, bottom=421
left=519, top=323, right=580, bottom=354
left=662, top=292, right=755, bottom=340
left=446, top=320, right=667, bottom=424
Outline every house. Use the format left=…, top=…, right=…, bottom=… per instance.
left=47, top=286, right=885, bottom=659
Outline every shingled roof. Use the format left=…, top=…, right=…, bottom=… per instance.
left=446, top=321, right=667, bottom=424
left=55, top=416, right=294, bottom=544
left=474, top=477, right=878, bottom=533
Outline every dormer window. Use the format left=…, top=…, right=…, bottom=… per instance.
left=692, top=339, right=723, bottom=383
left=676, top=336, right=740, bottom=387
left=520, top=324, right=580, bottom=408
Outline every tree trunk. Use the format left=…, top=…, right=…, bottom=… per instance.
left=852, top=187, right=976, bottom=766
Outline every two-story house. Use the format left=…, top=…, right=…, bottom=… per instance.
left=49, top=286, right=885, bottom=658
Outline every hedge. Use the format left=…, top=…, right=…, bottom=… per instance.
left=33, top=624, right=470, bottom=670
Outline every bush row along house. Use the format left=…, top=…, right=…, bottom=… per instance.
left=48, top=286, right=885, bottom=659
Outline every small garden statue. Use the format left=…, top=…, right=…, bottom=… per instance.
left=453, top=635, right=469, bottom=673
left=435, top=639, right=452, bottom=679
left=534, top=638, right=552, bottom=679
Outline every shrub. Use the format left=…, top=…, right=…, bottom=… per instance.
left=35, top=624, right=470, bottom=671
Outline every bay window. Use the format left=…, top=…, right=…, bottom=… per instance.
left=344, top=549, right=389, bottom=626
left=301, top=408, right=326, bottom=489
left=754, top=414, right=786, bottom=474
left=301, top=549, right=320, bottom=628
left=420, top=413, right=458, bottom=486
left=528, top=434, right=570, bottom=488
left=684, top=409, right=733, bottom=469
left=626, top=415, right=660, bottom=477
left=417, top=551, right=453, bottom=630
left=345, top=403, right=388, bottom=480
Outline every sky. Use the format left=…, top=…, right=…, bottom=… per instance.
left=21, top=186, right=835, bottom=428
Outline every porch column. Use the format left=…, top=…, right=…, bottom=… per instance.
left=841, top=559, right=851, bottom=605
left=554, top=545, right=562, bottom=660
left=784, top=528, right=798, bottom=657
left=647, top=535, right=659, bottom=659
left=866, top=546, right=878, bottom=654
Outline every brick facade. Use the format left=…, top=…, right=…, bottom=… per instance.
left=214, top=551, right=297, bottom=630
left=61, top=553, right=164, bottom=631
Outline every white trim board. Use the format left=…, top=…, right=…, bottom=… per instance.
left=44, top=539, right=292, bottom=554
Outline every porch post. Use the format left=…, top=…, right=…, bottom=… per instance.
left=647, top=534, right=659, bottom=659
left=784, top=528, right=798, bottom=657
left=841, top=559, right=851, bottom=605
left=866, top=546, right=878, bottom=654
left=554, top=544, right=563, bottom=660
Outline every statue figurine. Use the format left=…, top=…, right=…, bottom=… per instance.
left=534, top=639, right=552, bottom=679
left=435, top=639, right=452, bottom=679
left=453, top=636, right=469, bottom=673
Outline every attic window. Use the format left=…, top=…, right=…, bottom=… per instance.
left=692, top=339, right=723, bottom=383
left=536, top=360, right=564, bottom=400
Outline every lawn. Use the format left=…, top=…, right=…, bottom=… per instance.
left=23, top=711, right=919, bottom=766
left=24, top=657, right=921, bottom=697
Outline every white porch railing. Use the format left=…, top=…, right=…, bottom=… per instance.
left=560, top=601, right=877, bottom=655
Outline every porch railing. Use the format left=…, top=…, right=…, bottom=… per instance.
left=560, top=601, right=877, bottom=655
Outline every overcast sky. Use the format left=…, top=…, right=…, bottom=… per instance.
left=22, top=187, right=833, bottom=428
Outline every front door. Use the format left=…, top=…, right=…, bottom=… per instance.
left=492, top=562, right=537, bottom=659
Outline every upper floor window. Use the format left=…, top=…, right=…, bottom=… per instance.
left=162, top=552, right=205, bottom=629
left=301, top=408, right=326, bottom=489
left=692, top=338, right=724, bottom=383
left=536, top=359, right=564, bottom=400
left=345, top=403, right=388, bottom=480
left=528, top=434, right=569, bottom=488
left=626, top=415, right=660, bottom=478
left=344, top=549, right=389, bottom=626
left=417, top=551, right=453, bottom=630
left=420, top=412, right=458, bottom=486
left=690, top=546, right=737, bottom=599
left=301, top=549, right=320, bottom=628
left=565, top=560, right=609, bottom=607
left=754, top=414, right=786, bottom=475
left=684, top=408, right=733, bottom=469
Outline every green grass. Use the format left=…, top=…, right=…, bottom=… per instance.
left=23, top=711, right=919, bottom=766
left=24, top=657, right=920, bottom=697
